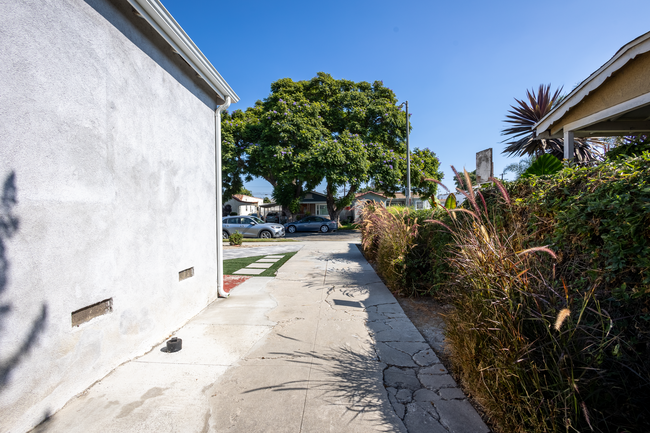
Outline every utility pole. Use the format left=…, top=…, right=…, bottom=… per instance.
left=405, top=101, right=411, bottom=207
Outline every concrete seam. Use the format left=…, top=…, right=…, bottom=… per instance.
left=298, top=259, right=329, bottom=433
left=131, top=360, right=232, bottom=367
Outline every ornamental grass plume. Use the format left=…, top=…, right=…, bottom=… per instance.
left=554, top=308, right=571, bottom=331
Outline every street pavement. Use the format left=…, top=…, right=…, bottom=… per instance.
left=33, top=240, right=489, bottom=433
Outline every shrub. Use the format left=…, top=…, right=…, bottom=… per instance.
left=507, top=154, right=650, bottom=303
left=358, top=203, right=452, bottom=297
left=229, top=232, right=243, bottom=246
left=360, top=158, right=650, bottom=431
left=398, top=208, right=453, bottom=296
left=606, top=140, right=650, bottom=160
left=358, top=204, right=418, bottom=294
left=438, top=166, right=650, bottom=433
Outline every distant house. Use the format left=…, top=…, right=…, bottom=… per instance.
left=0, top=0, right=238, bottom=431
left=298, top=191, right=329, bottom=217
left=385, top=192, right=432, bottom=210
left=224, top=194, right=264, bottom=216
left=354, top=191, right=389, bottom=206
left=338, top=190, right=432, bottom=222
left=264, top=190, right=430, bottom=222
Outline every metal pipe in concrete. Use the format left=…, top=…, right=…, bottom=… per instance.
left=215, top=96, right=231, bottom=298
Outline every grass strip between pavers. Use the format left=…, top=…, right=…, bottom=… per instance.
left=223, top=251, right=298, bottom=277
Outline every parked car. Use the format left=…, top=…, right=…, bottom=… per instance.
left=285, top=216, right=337, bottom=234
left=265, top=212, right=286, bottom=223
left=222, top=216, right=285, bottom=239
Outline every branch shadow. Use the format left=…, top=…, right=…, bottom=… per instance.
left=243, top=345, right=403, bottom=433
left=0, top=172, right=48, bottom=391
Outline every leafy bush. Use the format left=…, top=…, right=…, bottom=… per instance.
left=606, top=140, right=650, bottom=160
left=447, top=162, right=650, bottom=432
left=502, top=153, right=650, bottom=302
left=228, top=232, right=243, bottom=246
left=358, top=203, right=452, bottom=297
left=433, top=171, right=645, bottom=432
left=520, top=153, right=562, bottom=178
left=358, top=204, right=418, bottom=293
left=360, top=157, right=650, bottom=432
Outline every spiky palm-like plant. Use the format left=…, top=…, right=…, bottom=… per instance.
left=502, top=84, right=598, bottom=162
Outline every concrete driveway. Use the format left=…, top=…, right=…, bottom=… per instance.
left=32, top=240, right=488, bottom=433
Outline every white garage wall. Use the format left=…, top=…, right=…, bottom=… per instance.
left=0, top=0, right=223, bottom=430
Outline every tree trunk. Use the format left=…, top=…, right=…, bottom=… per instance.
left=282, top=205, right=294, bottom=223
left=325, top=183, right=357, bottom=225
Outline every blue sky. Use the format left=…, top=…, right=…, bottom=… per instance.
left=164, top=0, right=650, bottom=198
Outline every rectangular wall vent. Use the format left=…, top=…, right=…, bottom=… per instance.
left=71, top=298, right=113, bottom=327
left=179, top=267, right=194, bottom=281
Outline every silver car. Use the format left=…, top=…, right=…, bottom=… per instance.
left=222, top=216, right=285, bottom=239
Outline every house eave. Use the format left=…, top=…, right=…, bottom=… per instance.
left=534, top=31, right=650, bottom=135
left=128, top=0, right=239, bottom=104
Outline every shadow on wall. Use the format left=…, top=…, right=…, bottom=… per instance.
left=0, top=172, right=48, bottom=391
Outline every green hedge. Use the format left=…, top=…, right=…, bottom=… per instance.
left=360, top=153, right=650, bottom=432
left=506, top=154, right=650, bottom=302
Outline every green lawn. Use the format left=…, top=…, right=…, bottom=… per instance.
left=338, top=223, right=359, bottom=231
left=223, top=251, right=297, bottom=277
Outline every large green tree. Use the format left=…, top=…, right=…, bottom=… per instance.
left=222, top=72, right=443, bottom=221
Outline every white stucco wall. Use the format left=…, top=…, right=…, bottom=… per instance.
left=0, top=0, right=224, bottom=431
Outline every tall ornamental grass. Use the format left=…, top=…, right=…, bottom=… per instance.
left=359, top=156, right=650, bottom=432
left=358, top=204, right=418, bottom=294
left=358, top=203, right=452, bottom=296
left=431, top=168, right=648, bottom=433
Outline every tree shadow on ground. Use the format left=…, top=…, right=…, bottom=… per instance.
left=243, top=345, right=404, bottom=433
left=0, top=172, right=48, bottom=391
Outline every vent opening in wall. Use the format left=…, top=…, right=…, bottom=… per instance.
left=179, top=267, right=194, bottom=281
left=71, top=298, right=113, bottom=327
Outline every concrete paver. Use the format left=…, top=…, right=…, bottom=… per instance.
left=233, top=268, right=265, bottom=275
left=246, top=263, right=273, bottom=268
left=34, top=241, right=488, bottom=433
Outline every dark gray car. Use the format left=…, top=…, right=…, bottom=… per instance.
left=285, top=216, right=337, bottom=234
left=222, top=216, right=285, bottom=239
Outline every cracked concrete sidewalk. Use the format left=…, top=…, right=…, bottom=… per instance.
left=32, top=241, right=489, bottom=433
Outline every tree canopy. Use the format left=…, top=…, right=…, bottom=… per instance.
left=453, top=170, right=477, bottom=190
left=222, top=72, right=443, bottom=221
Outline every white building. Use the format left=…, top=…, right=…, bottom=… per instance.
left=0, top=1, right=238, bottom=431
left=224, top=194, right=264, bottom=216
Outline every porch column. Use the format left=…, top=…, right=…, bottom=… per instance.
left=563, top=129, right=575, bottom=161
